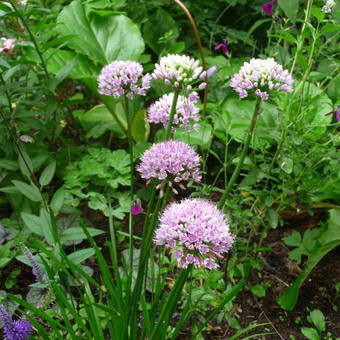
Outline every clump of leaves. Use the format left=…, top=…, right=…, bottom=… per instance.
left=63, top=147, right=131, bottom=218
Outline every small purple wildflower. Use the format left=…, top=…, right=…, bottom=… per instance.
left=137, top=140, right=201, bottom=188
left=325, top=105, right=340, bottom=121
left=147, top=93, right=200, bottom=131
left=131, top=200, right=142, bottom=215
left=214, top=39, right=229, bottom=54
left=23, top=247, right=44, bottom=283
left=262, top=0, right=276, bottom=15
left=230, top=58, right=294, bottom=100
left=154, top=198, right=234, bottom=269
left=98, top=60, right=151, bottom=99
left=152, top=54, right=203, bottom=89
left=0, top=38, right=16, bottom=54
left=0, top=306, right=32, bottom=340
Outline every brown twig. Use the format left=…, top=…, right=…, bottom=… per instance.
left=173, top=0, right=208, bottom=116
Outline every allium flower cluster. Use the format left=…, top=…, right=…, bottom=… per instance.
left=137, top=140, right=201, bottom=186
left=322, top=0, right=336, bottom=13
left=0, top=306, right=32, bottom=340
left=230, top=58, right=293, bottom=100
left=152, top=54, right=203, bottom=88
left=154, top=199, right=234, bottom=269
left=98, top=60, right=151, bottom=99
left=147, top=92, right=200, bottom=131
left=0, top=38, right=16, bottom=54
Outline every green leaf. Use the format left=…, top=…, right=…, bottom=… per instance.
left=50, top=188, right=65, bottom=214
left=18, top=150, right=33, bottom=178
left=67, top=248, right=95, bottom=265
left=266, top=208, right=279, bottom=229
left=278, top=0, right=300, bottom=22
left=283, top=231, right=302, bottom=247
left=131, top=109, right=149, bottom=142
left=57, top=0, right=144, bottom=65
left=215, top=98, right=280, bottom=148
left=174, top=121, right=213, bottom=149
left=309, top=309, right=325, bottom=333
left=12, top=180, right=42, bottom=202
left=250, top=284, right=266, bottom=297
left=39, top=161, right=56, bottom=187
left=280, top=156, right=293, bottom=174
left=21, top=212, right=44, bottom=235
left=301, top=327, right=320, bottom=340
left=0, top=159, right=18, bottom=171
left=61, top=227, right=104, bottom=242
left=73, top=104, right=125, bottom=139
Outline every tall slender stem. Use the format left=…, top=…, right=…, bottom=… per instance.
left=8, top=0, right=49, bottom=79
left=121, top=96, right=135, bottom=292
left=218, top=98, right=262, bottom=209
left=165, top=90, right=180, bottom=140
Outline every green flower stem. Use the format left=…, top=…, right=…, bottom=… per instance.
left=122, top=96, right=135, bottom=288
left=150, top=265, right=193, bottom=340
left=165, top=89, right=180, bottom=140
left=8, top=0, right=49, bottom=79
left=218, top=97, right=262, bottom=209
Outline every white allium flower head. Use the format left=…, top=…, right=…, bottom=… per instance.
left=152, top=54, right=203, bottom=88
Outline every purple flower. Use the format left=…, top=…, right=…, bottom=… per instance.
left=23, top=247, right=44, bottom=282
left=98, top=60, right=151, bottom=99
left=214, top=39, right=229, bottom=54
left=131, top=200, right=142, bottom=215
left=152, top=54, right=203, bottom=88
left=262, top=0, right=276, bottom=15
left=147, top=93, right=200, bottom=131
left=137, top=140, right=201, bottom=186
left=154, top=199, right=234, bottom=269
left=0, top=306, right=32, bottom=340
left=325, top=105, right=340, bottom=121
left=230, top=58, right=294, bottom=100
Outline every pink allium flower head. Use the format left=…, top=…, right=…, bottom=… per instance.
left=154, top=198, right=234, bottom=269
left=230, top=58, right=294, bottom=100
left=152, top=54, right=203, bottom=88
left=137, top=140, right=201, bottom=184
left=0, top=38, right=16, bottom=54
left=147, top=93, right=200, bottom=131
left=98, top=60, right=151, bottom=99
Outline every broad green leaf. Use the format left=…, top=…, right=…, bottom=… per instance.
left=278, top=0, right=300, bottom=22
left=18, top=149, right=33, bottom=178
left=21, top=212, right=44, bottom=235
left=50, top=188, right=65, bottom=214
left=214, top=98, right=280, bottom=148
left=309, top=309, right=325, bottom=333
left=283, top=231, right=302, bottom=247
left=39, top=161, right=56, bottom=187
left=73, top=105, right=125, bottom=139
left=174, top=121, right=213, bottom=149
left=301, top=327, right=320, bottom=340
left=68, top=248, right=95, bottom=265
left=57, top=0, right=144, bottom=64
left=131, top=109, right=149, bottom=142
left=12, top=180, right=42, bottom=202
left=250, top=284, right=266, bottom=297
